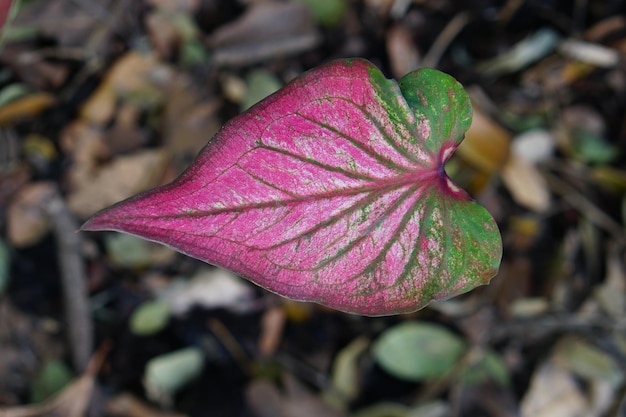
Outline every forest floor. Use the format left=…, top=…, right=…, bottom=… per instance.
left=1, top=1, right=626, bottom=416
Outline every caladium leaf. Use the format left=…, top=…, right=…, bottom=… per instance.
left=82, top=59, right=501, bottom=316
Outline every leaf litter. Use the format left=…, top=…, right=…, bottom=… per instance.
left=1, top=0, right=626, bottom=416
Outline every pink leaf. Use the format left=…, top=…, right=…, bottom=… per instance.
left=82, top=59, right=502, bottom=315
left=0, top=0, right=13, bottom=32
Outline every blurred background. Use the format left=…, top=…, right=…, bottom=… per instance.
left=0, top=0, right=625, bottom=416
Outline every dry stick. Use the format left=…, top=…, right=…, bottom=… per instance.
left=544, top=172, right=626, bottom=246
left=607, top=383, right=626, bottom=417
left=44, top=189, right=93, bottom=372
left=207, top=318, right=252, bottom=375
left=60, top=0, right=132, bottom=101
left=421, top=12, right=471, bottom=68
left=497, top=0, right=525, bottom=25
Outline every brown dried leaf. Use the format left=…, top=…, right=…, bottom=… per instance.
left=104, top=103, right=148, bottom=154
left=80, top=52, right=170, bottom=125
left=12, top=0, right=112, bottom=47
left=209, top=2, right=321, bottom=66
left=68, top=149, right=169, bottom=218
left=245, top=379, right=284, bottom=417
left=457, top=107, right=510, bottom=174
left=161, top=75, right=221, bottom=175
left=386, top=23, right=421, bottom=79
left=501, top=154, right=550, bottom=212
left=522, top=336, right=623, bottom=417
left=0, top=163, right=31, bottom=211
left=280, top=373, right=347, bottom=417
left=7, top=182, right=56, bottom=247
left=145, top=11, right=181, bottom=60
left=61, top=121, right=109, bottom=188
left=0, top=46, right=70, bottom=89
left=0, top=93, right=55, bottom=126
left=162, top=268, right=254, bottom=315
left=521, top=361, right=588, bottom=417
left=246, top=374, right=347, bottom=417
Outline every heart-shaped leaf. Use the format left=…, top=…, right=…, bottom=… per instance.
left=82, top=59, right=502, bottom=316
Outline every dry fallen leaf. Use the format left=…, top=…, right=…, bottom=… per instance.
left=0, top=46, right=70, bottom=90
left=11, top=0, right=110, bottom=47
left=245, top=379, right=284, bottom=417
left=145, top=11, right=180, bottom=60
left=457, top=106, right=511, bottom=174
left=0, top=93, right=55, bottom=126
left=246, top=374, right=347, bottom=417
left=161, top=74, right=221, bottom=175
left=159, top=267, right=254, bottom=315
left=501, top=154, right=550, bottom=212
left=511, top=129, right=555, bottom=164
left=522, top=336, right=623, bottom=417
left=7, top=182, right=56, bottom=247
left=80, top=51, right=171, bottom=125
left=386, top=23, right=421, bottom=79
left=67, top=149, right=169, bottom=218
left=209, top=2, right=321, bottom=66
left=0, top=163, right=32, bottom=218
left=521, top=361, right=588, bottom=417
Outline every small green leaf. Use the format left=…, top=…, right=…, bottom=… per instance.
left=144, top=346, right=204, bottom=404
left=477, top=29, right=559, bottom=75
left=373, top=321, right=466, bottom=381
left=323, top=336, right=369, bottom=409
left=181, top=38, right=209, bottom=67
left=130, top=300, right=171, bottom=336
left=0, top=83, right=31, bottom=107
left=241, top=69, right=282, bottom=111
left=557, top=338, right=623, bottom=385
left=30, top=360, right=74, bottom=403
left=572, top=129, right=619, bottom=164
left=460, top=350, right=511, bottom=387
left=105, top=233, right=175, bottom=268
left=0, top=239, right=9, bottom=295
left=295, top=0, right=347, bottom=27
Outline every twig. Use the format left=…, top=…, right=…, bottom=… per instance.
left=207, top=318, right=251, bottom=375
left=421, top=12, right=471, bottom=68
left=43, top=189, right=92, bottom=372
left=62, top=0, right=133, bottom=100
left=543, top=172, right=626, bottom=246
left=607, top=382, right=626, bottom=417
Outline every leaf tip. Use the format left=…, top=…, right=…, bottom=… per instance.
left=80, top=210, right=118, bottom=233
